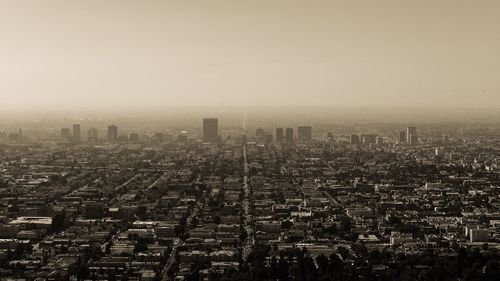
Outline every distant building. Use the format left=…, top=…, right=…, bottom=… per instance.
left=407, top=126, right=417, bottom=145
left=87, top=128, right=98, bottom=143
left=255, top=128, right=265, bottom=143
left=297, top=126, right=312, bottom=142
left=61, top=128, right=71, bottom=141
left=361, top=134, right=377, bottom=144
left=203, top=118, right=219, bottom=143
left=285, top=128, right=294, bottom=144
left=276, top=128, right=284, bottom=143
left=350, top=134, right=360, bottom=145
left=470, top=229, right=489, bottom=243
left=399, top=131, right=407, bottom=144
left=73, top=124, right=81, bottom=143
left=107, top=125, right=118, bottom=142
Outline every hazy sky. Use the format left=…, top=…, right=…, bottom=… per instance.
left=1, top=0, right=500, bottom=111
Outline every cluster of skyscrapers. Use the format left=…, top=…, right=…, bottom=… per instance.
left=58, top=119, right=414, bottom=146
left=254, top=126, right=312, bottom=145
left=201, top=117, right=313, bottom=145
left=60, top=124, right=118, bottom=143
left=350, top=126, right=418, bottom=146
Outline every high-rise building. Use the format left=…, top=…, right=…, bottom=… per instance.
left=61, top=128, right=71, bottom=141
left=203, top=118, right=219, bottom=143
left=399, top=131, right=407, bottom=144
left=350, top=134, right=360, bottom=145
left=107, top=125, right=118, bottom=142
left=285, top=128, right=294, bottom=144
left=87, top=128, right=98, bottom=143
left=73, top=124, right=81, bottom=143
left=297, top=126, right=312, bottom=142
left=255, top=128, right=266, bottom=143
left=407, top=126, right=417, bottom=145
left=275, top=128, right=284, bottom=143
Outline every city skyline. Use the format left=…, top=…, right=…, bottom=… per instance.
left=1, top=2, right=500, bottom=280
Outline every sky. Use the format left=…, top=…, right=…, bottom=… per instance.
left=1, top=0, right=500, bottom=111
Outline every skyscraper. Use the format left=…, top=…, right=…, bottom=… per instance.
left=61, top=128, right=71, bottom=141
left=276, top=128, right=284, bottom=143
left=107, top=125, right=118, bottom=142
left=203, top=118, right=218, bottom=143
left=255, top=128, right=265, bottom=143
left=297, top=126, right=312, bottom=142
left=285, top=128, right=294, bottom=144
left=407, top=126, right=417, bottom=145
left=73, top=124, right=81, bottom=143
left=399, top=131, right=407, bottom=144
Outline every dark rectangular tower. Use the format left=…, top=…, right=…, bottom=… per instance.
left=203, top=118, right=219, bottom=143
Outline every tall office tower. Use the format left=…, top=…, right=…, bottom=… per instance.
left=107, top=125, right=118, bottom=142
left=350, top=134, right=360, bottom=145
left=88, top=128, right=98, bottom=143
left=61, top=128, right=71, bottom=141
left=297, top=126, right=312, bottom=142
left=276, top=128, right=284, bottom=143
left=203, top=118, right=219, bottom=143
left=406, top=126, right=417, bottom=145
left=285, top=128, right=294, bottom=144
left=72, top=124, right=81, bottom=143
left=241, top=134, right=247, bottom=146
left=255, top=128, right=265, bottom=143
left=399, top=131, right=407, bottom=144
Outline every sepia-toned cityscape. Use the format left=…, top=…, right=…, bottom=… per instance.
left=2, top=1, right=500, bottom=281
